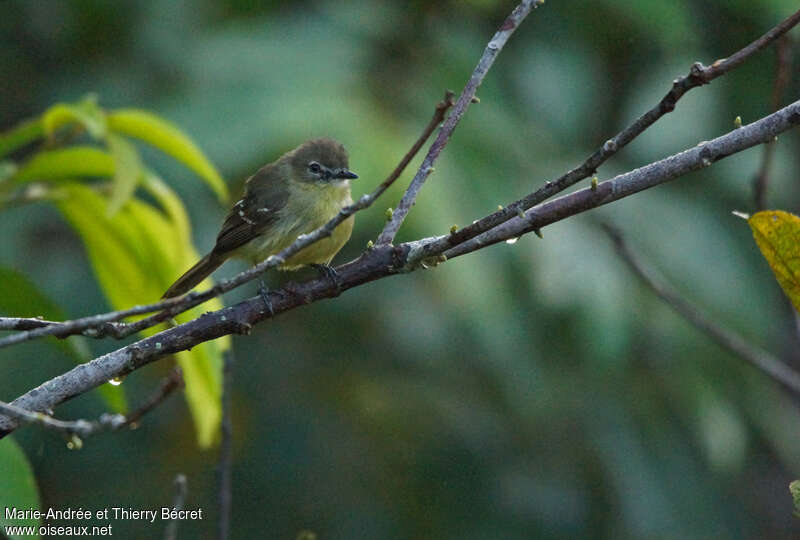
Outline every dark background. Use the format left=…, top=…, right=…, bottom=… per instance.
left=2, top=0, right=800, bottom=538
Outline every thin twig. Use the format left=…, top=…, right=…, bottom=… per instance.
left=217, top=351, right=233, bottom=540
left=414, top=7, right=800, bottom=262
left=0, top=92, right=455, bottom=351
left=3, top=98, right=800, bottom=439
left=0, top=367, right=183, bottom=438
left=122, top=367, right=184, bottom=428
left=164, top=474, right=188, bottom=540
left=753, top=35, right=793, bottom=210
left=603, top=222, right=800, bottom=395
left=0, top=399, right=125, bottom=438
left=376, top=0, right=544, bottom=245
left=0, top=295, right=190, bottom=348
left=0, top=317, right=55, bottom=331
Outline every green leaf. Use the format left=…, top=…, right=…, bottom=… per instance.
left=791, top=480, right=800, bottom=518
left=141, top=171, right=191, bottom=248
left=0, top=437, right=41, bottom=539
left=748, top=210, right=800, bottom=313
left=42, top=96, right=107, bottom=140
left=13, top=147, right=114, bottom=184
left=105, top=134, right=143, bottom=216
left=54, top=182, right=227, bottom=446
left=0, top=265, right=126, bottom=413
left=107, top=109, right=228, bottom=203
left=0, top=118, right=43, bottom=160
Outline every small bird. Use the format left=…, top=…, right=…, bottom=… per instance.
left=162, top=138, right=358, bottom=301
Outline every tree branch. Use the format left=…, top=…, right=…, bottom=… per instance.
left=415, top=7, right=800, bottom=261
left=439, top=98, right=800, bottom=261
left=164, top=474, right=188, bottom=540
left=0, top=367, right=182, bottom=438
left=753, top=34, right=792, bottom=210
left=2, top=98, right=800, bottom=438
left=376, top=0, right=544, bottom=244
left=0, top=91, right=454, bottom=350
left=603, top=222, right=800, bottom=395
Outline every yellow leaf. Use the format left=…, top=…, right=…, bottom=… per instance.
left=748, top=210, right=800, bottom=313
left=107, top=109, right=228, bottom=203
left=42, top=97, right=107, bottom=140
left=55, top=182, right=228, bottom=447
left=106, top=134, right=143, bottom=216
left=14, top=147, right=114, bottom=183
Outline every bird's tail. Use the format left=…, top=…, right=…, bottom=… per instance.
left=162, top=253, right=224, bottom=298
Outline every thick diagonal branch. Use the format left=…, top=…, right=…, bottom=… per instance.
left=2, top=98, right=800, bottom=439
left=415, top=7, right=800, bottom=261
left=438, top=98, right=800, bottom=261
left=0, top=92, right=454, bottom=350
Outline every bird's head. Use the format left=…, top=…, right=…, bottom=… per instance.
left=289, top=138, right=358, bottom=186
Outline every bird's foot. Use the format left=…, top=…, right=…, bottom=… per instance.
left=311, top=263, right=341, bottom=294
left=258, top=280, right=274, bottom=316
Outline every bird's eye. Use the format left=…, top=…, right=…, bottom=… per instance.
left=308, top=162, right=321, bottom=174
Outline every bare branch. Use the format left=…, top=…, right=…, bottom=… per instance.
left=417, top=7, right=800, bottom=261
left=164, top=474, right=188, bottom=540
left=603, top=222, right=800, bottom=395
left=121, top=367, right=184, bottom=428
left=0, top=367, right=182, bottom=438
left=0, top=317, right=55, bottom=331
left=3, top=98, right=800, bottom=439
left=3, top=6, right=800, bottom=441
left=0, top=399, right=125, bottom=438
left=753, top=35, right=793, bottom=210
left=440, top=98, right=800, bottom=261
left=376, top=0, right=543, bottom=245
left=0, top=91, right=454, bottom=350
left=0, top=295, right=190, bottom=349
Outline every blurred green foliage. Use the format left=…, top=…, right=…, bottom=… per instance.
left=0, top=437, right=40, bottom=535
left=0, top=96, right=230, bottom=447
left=1, top=0, right=800, bottom=538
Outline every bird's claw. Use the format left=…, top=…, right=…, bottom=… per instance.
left=312, top=264, right=341, bottom=294
left=258, top=280, right=274, bottom=316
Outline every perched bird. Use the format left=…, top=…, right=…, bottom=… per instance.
left=162, top=138, right=357, bottom=301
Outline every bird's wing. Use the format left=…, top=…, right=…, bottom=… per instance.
left=212, top=164, right=290, bottom=256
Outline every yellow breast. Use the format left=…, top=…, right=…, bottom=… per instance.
left=238, top=179, right=354, bottom=269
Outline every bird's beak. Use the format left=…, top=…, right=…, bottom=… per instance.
left=336, top=169, right=358, bottom=180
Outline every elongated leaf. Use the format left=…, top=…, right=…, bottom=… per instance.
left=54, top=183, right=226, bottom=446
left=122, top=193, right=228, bottom=446
left=142, top=171, right=191, bottom=248
left=748, top=210, right=800, bottom=313
left=0, top=118, right=43, bottom=160
left=106, top=134, right=142, bottom=216
left=0, top=437, right=41, bottom=539
left=107, top=109, right=228, bottom=202
left=14, top=147, right=114, bottom=183
left=0, top=265, right=126, bottom=413
left=42, top=97, right=107, bottom=140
